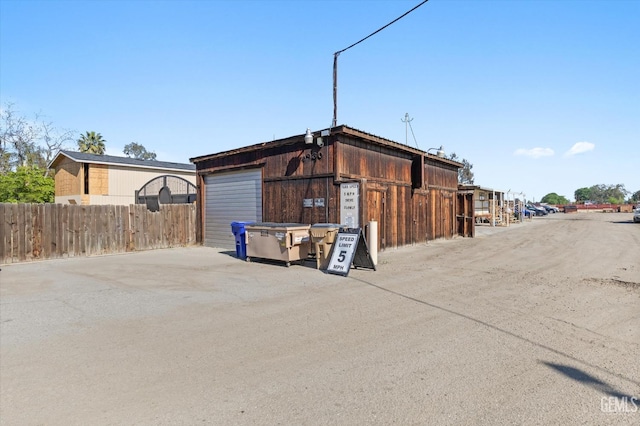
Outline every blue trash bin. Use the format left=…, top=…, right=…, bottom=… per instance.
left=230, top=221, right=254, bottom=259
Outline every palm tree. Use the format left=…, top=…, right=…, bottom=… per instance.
left=77, top=131, right=106, bottom=154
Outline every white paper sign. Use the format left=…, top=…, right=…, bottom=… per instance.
left=340, top=182, right=359, bottom=228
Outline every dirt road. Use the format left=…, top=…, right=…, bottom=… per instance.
left=1, top=213, right=639, bottom=425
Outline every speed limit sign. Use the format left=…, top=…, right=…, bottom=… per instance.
left=327, top=228, right=376, bottom=276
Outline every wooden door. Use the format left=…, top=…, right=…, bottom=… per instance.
left=366, top=189, right=386, bottom=251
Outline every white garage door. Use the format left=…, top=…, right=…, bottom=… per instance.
left=204, top=169, right=262, bottom=248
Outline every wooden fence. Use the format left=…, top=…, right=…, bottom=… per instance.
left=0, top=203, right=197, bottom=264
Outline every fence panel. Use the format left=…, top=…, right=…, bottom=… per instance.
left=0, top=203, right=197, bottom=264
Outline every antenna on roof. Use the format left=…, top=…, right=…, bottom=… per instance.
left=401, top=113, right=420, bottom=149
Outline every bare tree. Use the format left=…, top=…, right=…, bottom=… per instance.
left=0, top=102, right=75, bottom=174
left=40, top=121, right=75, bottom=173
left=0, top=102, right=41, bottom=172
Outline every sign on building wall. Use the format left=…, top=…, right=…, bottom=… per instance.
left=340, top=182, right=359, bottom=228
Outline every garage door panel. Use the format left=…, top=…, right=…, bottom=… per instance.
left=204, top=170, right=262, bottom=248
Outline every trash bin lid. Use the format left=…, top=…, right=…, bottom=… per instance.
left=245, top=223, right=310, bottom=231
left=231, top=221, right=255, bottom=233
left=310, top=223, right=341, bottom=229
left=231, top=221, right=256, bottom=226
left=249, top=222, right=309, bottom=227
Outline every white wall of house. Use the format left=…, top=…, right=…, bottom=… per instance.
left=95, top=166, right=195, bottom=205
left=53, top=166, right=196, bottom=206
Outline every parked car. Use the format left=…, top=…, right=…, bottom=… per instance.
left=541, top=204, right=559, bottom=213
left=527, top=205, right=547, bottom=216
left=634, top=207, right=640, bottom=223
left=515, top=207, right=533, bottom=218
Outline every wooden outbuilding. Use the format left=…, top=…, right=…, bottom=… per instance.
left=190, top=125, right=471, bottom=251
left=459, top=184, right=506, bottom=227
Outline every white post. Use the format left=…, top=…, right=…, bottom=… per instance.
left=492, top=190, right=496, bottom=227
left=367, top=220, right=378, bottom=266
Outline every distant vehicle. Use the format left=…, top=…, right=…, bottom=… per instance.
left=634, top=207, right=640, bottom=223
left=540, top=204, right=558, bottom=213
left=527, top=205, right=547, bottom=216
left=514, top=207, right=533, bottom=218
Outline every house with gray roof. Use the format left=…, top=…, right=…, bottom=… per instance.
left=48, top=150, right=196, bottom=205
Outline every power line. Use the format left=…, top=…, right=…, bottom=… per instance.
left=335, top=0, right=429, bottom=57
left=332, top=0, right=430, bottom=128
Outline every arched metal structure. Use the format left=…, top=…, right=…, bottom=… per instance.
left=136, top=175, right=197, bottom=211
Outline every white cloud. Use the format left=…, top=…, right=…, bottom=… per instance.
left=564, top=141, right=595, bottom=157
left=513, top=147, right=554, bottom=159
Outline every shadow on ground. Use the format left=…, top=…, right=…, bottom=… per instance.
left=540, top=361, right=638, bottom=400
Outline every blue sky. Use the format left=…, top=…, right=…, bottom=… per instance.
left=1, top=0, right=638, bottom=201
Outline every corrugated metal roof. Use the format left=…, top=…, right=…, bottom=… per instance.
left=50, top=150, right=195, bottom=172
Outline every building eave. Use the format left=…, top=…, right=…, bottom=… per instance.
left=190, top=124, right=463, bottom=168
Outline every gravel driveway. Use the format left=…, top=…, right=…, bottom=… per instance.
left=1, top=213, right=639, bottom=425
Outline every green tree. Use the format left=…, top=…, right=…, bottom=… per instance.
left=630, top=190, right=640, bottom=203
left=574, top=187, right=591, bottom=203
left=123, top=142, right=157, bottom=160
left=448, top=152, right=474, bottom=184
left=588, top=184, right=627, bottom=204
left=541, top=193, right=570, bottom=205
left=0, top=166, right=55, bottom=203
left=77, top=131, right=106, bottom=154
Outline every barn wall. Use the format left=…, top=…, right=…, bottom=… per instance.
left=427, top=188, right=457, bottom=240
left=196, top=138, right=335, bottom=180
left=193, top=129, right=465, bottom=250
left=263, top=177, right=339, bottom=224
left=457, top=191, right=475, bottom=237
left=412, top=190, right=429, bottom=245
left=335, top=136, right=416, bottom=249
left=196, top=137, right=337, bottom=228
left=336, top=136, right=413, bottom=184
left=424, top=158, right=459, bottom=189
left=424, top=158, right=460, bottom=240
